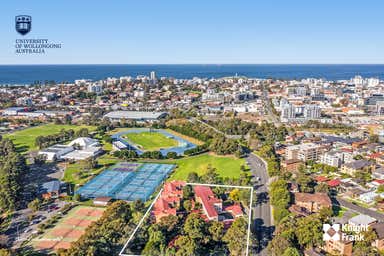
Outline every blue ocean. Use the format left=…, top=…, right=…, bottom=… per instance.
left=0, top=64, right=384, bottom=85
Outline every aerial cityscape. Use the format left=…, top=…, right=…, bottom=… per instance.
left=2, top=0, right=384, bottom=256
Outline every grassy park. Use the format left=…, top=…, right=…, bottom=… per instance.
left=122, top=131, right=179, bottom=151
left=165, top=153, right=246, bottom=180
left=4, top=124, right=96, bottom=153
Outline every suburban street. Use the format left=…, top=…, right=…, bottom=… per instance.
left=335, top=197, right=384, bottom=222
left=246, top=153, right=274, bottom=256
left=261, top=89, right=281, bottom=126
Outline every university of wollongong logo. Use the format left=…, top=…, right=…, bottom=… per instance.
left=15, top=15, right=32, bottom=36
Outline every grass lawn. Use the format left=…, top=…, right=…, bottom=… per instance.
left=63, top=154, right=119, bottom=185
left=4, top=124, right=96, bottom=153
left=123, top=131, right=178, bottom=151
left=162, top=153, right=246, bottom=180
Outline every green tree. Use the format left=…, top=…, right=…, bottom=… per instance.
left=295, top=215, right=323, bottom=248
left=183, top=213, right=207, bottom=241
left=174, top=235, right=198, bottom=256
left=201, top=165, right=220, bottom=184
left=183, top=200, right=192, bottom=212
left=223, top=217, right=248, bottom=255
left=378, top=185, right=384, bottom=193
left=283, top=247, right=300, bottom=256
left=208, top=221, right=224, bottom=242
left=315, top=183, right=329, bottom=193
left=73, top=194, right=81, bottom=202
left=28, top=199, right=41, bottom=212
left=229, top=189, right=240, bottom=202
left=187, top=172, right=200, bottom=183
left=182, top=185, right=193, bottom=199
left=142, top=228, right=166, bottom=256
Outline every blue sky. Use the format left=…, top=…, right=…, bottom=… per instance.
left=0, top=0, right=383, bottom=64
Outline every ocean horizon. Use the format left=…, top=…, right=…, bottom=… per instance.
left=1, top=64, right=384, bottom=85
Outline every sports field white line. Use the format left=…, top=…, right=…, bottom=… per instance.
left=119, top=183, right=253, bottom=256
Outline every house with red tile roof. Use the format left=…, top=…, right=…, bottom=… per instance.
left=194, top=185, right=244, bottom=221
left=153, top=182, right=244, bottom=223
left=152, top=180, right=185, bottom=222
left=224, top=204, right=243, bottom=218
left=194, top=185, right=223, bottom=221
left=327, top=179, right=341, bottom=187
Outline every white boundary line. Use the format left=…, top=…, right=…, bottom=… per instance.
left=119, top=183, right=253, bottom=256
left=119, top=188, right=163, bottom=256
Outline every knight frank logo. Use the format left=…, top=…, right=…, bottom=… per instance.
left=323, top=224, right=341, bottom=241
left=15, top=15, right=32, bottom=36
left=323, top=223, right=367, bottom=242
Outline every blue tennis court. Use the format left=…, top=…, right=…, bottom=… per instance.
left=75, top=162, right=175, bottom=201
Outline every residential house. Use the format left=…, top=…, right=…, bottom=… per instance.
left=348, top=214, right=377, bottom=227
left=372, top=167, right=384, bottom=180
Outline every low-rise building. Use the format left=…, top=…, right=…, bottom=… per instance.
left=39, top=180, right=61, bottom=199
left=340, top=160, right=375, bottom=176
left=293, top=192, right=332, bottom=213
left=348, top=214, right=377, bottom=227
left=281, top=159, right=304, bottom=172
left=194, top=185, right=223, bottom=221
left=323, top=230, right=353, bottom=256
left=38, top=144, right=74, bottom=161
left=103, top=111, right=168, bottom=122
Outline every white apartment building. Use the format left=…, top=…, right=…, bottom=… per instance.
left=320, top=151, right=344, bottom=167
left=88, top=83, right=103, bottom=94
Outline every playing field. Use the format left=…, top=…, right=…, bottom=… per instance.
left=123, top=131, right=178, bottom=151
left=4, top=124, right=96, bottom=153
left=32, top=206, right=104, bottom=251
left=163, top=153, right=246, bottom=180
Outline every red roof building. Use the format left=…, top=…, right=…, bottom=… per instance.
left=224, top=204, right=243, bottom=218
left=315, top=176, right=329, bottom=183
left=194, top=185, right=222, bottom=221
left=152, top=181, right=186, bottom=222
left=328, top=179, right=341, bottom=187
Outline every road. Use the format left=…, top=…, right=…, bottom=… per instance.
left=335, top=197, right=384, bottom=222
left=261, top=88, right=281, bottom=126
left=246, top=153, right=274, bottom=256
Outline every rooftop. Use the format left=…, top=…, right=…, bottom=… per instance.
left=104, top=111, right=167, bottom=120
left=348, top=214, right=377, bottom=226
